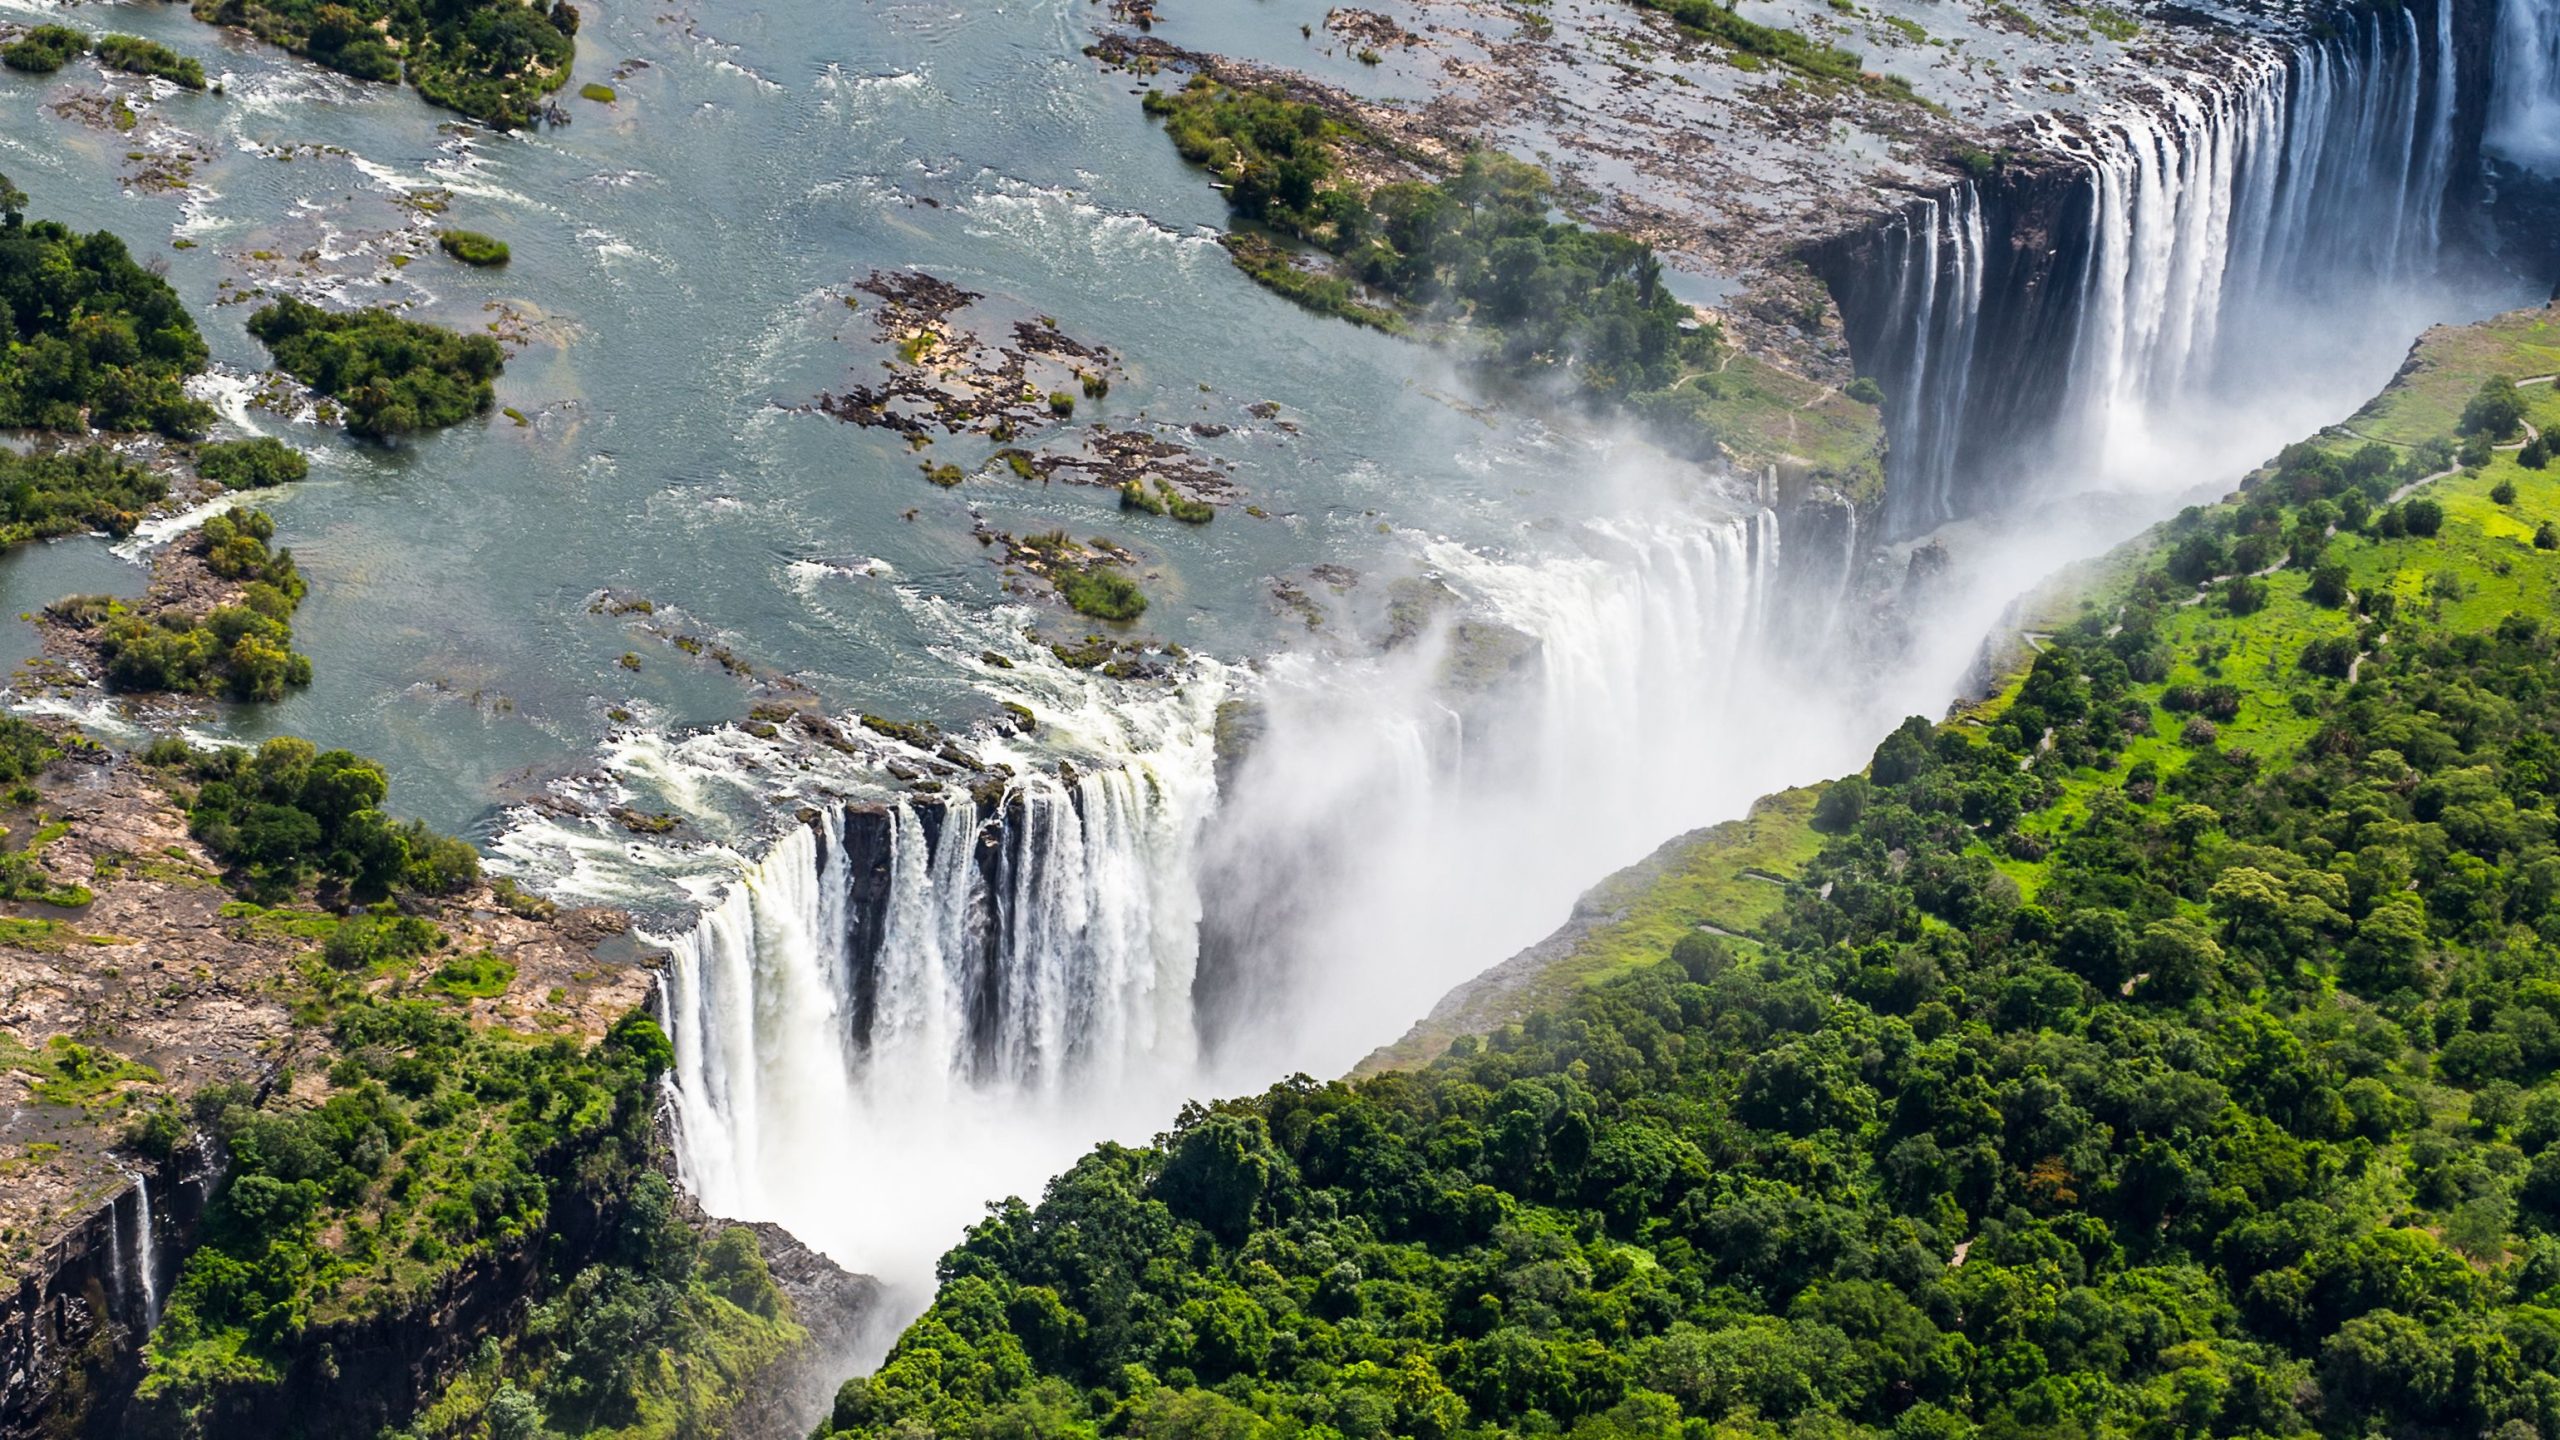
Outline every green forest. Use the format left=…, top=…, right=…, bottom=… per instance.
left=188, top=0, right=576, bottom=127
left=0, top=211, right=215, bottom=438
left=817, top=324, right=2560, bottom=1440
left=247, top=298, right=506, bottom=439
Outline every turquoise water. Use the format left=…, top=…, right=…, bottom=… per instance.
left=0, top=0, right=1660, bottom=834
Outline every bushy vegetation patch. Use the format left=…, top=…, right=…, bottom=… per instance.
left=0, top=446, right=169, bottom=545
left=187, top=0, right=576, bottom=127
left=436, top=228, right=509, bottom=267
left=1638, top=0, right=1925, bottom=102
left=247, top=298, right=504, bottom=439
left=388, top=1174, right=803, bottom=1440
left=97, top=33, right=209, bottom=89
left=137, top=1008, right=675, bottom=1424
left=67, top=508, right=313, bottom=702
left=1, top=24, right=89, bottom=74
left=152, top=735, right=483, bottom=902
left=196, top=435, right=311, bottom=489
left=1146, top=81, right=1711, bottom=399
left=0, top=209, right=216, bottom=437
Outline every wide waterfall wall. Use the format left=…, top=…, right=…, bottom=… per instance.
left=667, top=766, right=1212, bottom=1249
left=651, top=504, right=1909, bottom=1286
left=1822, top=0, right=2478, bottom=533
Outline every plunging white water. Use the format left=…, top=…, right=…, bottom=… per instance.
left=2491, top=0, right=2560, bottom=174
left=627, top=494, right=1913, bottom=1289
left=129, top=1170, right=158, bottom=1329
left=1875, top=5, right=2476, bottom=530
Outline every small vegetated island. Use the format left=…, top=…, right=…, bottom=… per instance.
left=1135, top=73, right=1884, bottom=497
left=436, top=227, right=510, bottom=267
left=0, top=178, right=216, bottom=439
left=95, top=33, right=211, bottom=89
left=1, top=23, right=93, bottom=74
left=52, top=507, right=314, bottom=702
left=188, top=0, right=577, bottom=127
left=816, top=307, right=2560, bottom=1440
left=248, top=297, right=506, bottom=439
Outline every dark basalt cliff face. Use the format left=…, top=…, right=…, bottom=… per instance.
left=1806, top=158, right=2097, bottom=534
left=1, top=1142, right=216, bottom=1440
left=1808, top=0, right=2524, bottom=536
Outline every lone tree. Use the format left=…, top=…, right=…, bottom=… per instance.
left=2460, top=375, right=2526, bottom=440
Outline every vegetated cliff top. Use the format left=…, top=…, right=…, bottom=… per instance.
left=1376, top=297, right=2560, bottom=1072
left=0, top=737, right=651, bottom=1286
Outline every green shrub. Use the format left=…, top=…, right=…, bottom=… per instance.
left=2459, top=375, right=2526, bottom=439
left=246, top=299, right=504, bottom=439
left=0, top=447, right=167, bottom=545
left=1056, top=566, right=1147, bottom=622
left=0, top=217, right=215, bottom=437
left=323, top=911, right=443, bottom=972
left=179, top=738, right=479, bottom=902
left=96, top=33, right=207, bottom=88
left=426, top=949, right=514, bottom=998
left=2, top=25, right=88, bottom=74
left=197, top=436, right=310, bottom=489
left=436, top=228, right=510, bottom=267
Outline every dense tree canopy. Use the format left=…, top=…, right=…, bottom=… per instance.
left=819, top=419, right=2560, bottom=1440
left=247, top=298, right=504, bottom=439
left=0, top=217, right=214, bottom=437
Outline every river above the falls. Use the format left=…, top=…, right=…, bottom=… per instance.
left=0, top=0, right=1692, bottom=836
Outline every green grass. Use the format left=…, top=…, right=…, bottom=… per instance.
left=1639, top=354, right=1887, bottom=506
left=436, top=228, right=510, bottom=267
left=577, top=81, right=616, bottom=102
left=0, top=917, right=123, bottom=952
left=1368, top=785, right=1828, bottom=1070
left=427, top=949, right=516, bottom=999
left=219, top=899, right=343, bottom=943
left=0, top=1033, right=160, bottom=1110
left=2338, top=307, right=2560, bottom=446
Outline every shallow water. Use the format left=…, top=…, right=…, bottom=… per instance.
left=0, top=0, right=1683, bottom=835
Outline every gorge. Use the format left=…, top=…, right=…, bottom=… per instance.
left=641, top=0, right=2553, bottom=1312
left=5, top=0, right=2560, bottom=1434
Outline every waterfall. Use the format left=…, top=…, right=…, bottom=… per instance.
left=2491, top=0, right=2560, bottom=174
left=660, top=682, right=1219, bottom=1272
left=128, top=1170, right=158, bottom=1329
left=1848, top=2, right=2470, bottom=530
left=1865, top=187, right=1986, bottom=533
left=640, top=501, right=1906, bottom=1286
